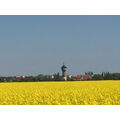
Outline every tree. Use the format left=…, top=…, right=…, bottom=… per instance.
left=85, top=72, right=93, bottom=75
left=92, top=74, right=103, bottom=80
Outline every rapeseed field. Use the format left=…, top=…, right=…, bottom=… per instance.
left=0, top=81, right=120, bottom=105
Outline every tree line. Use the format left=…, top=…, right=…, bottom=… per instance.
left=1, top=72, right=120, bottom=82
left=0, top=73, right=64, bottom=82
left=92, top=72, right=120, bottom=80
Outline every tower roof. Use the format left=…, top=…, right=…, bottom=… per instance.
left=61, top=64, right=67, bottom=69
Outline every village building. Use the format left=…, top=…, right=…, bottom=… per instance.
left=71, top=74, right=92, bottom=81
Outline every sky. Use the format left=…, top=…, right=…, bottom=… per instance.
left=0, top=15, right=120, bottom=76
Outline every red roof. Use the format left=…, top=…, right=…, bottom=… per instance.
left=71, top=75, right=92, bottom=80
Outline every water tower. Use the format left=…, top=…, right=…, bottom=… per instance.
left=61, top=63, right=67, bottom=81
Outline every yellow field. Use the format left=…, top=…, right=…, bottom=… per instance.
left=0, top=81, right=120, bottom=105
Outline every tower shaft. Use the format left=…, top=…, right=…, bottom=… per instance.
left=61, top=64, right=67, bottom=81
left=62, top=71, right=66, bottom=77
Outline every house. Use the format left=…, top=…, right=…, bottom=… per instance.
left=16, top=76, right=25, bottom=79
left=71, top=74, right=92, bottom=81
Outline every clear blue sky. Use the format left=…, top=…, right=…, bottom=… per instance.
left=0, top=16, right=120, bottom=76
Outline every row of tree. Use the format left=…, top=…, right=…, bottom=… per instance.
left=1, top=72, right=120, bottom=82
left=0, top=73, right=64, bottom=82
left=92, top=72, right=120, bottom=80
